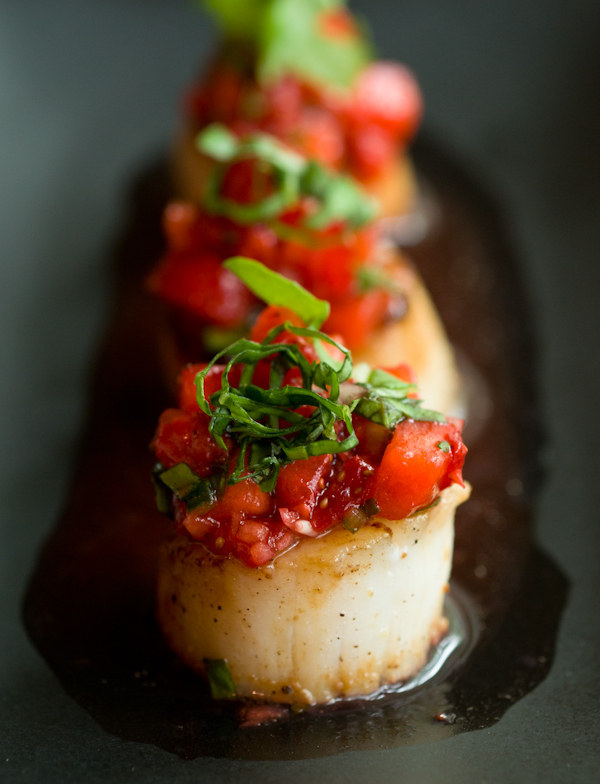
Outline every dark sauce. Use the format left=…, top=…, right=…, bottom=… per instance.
left=22, top=139, right=568, bottom=760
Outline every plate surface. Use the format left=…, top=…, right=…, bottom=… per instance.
left=2, top=1, right=599, bottom=782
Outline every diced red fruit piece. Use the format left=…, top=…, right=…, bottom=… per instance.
left=385, top=363, right=417, bottom=385
left=353, top=416, right=392, bottom=463
left=325, top=288, right=392, bottom=350
left=177, top=363, right=242, bottom=413
left=238, top=223, right=279, bottom=263
left=348, top=124, right=398, bottom=180
left=290, top=109, right=345, bottom=169
left=152, top=409, right=226, bottom=477
left=318, top=9, right=358, bottom=39
left=181, top=510, right=217, bottom=541
left=220, top=158, right=276, bottom=205
left=147, top=252, right=253, bottom=328
left=218, top=479, right=274, bottom=520
left=262, top=76, right=303, bottom=129
left=249, top=542, right=277, bottom=567
left=309, top=454, right=377, bottom=533
left=275, top=454, right=332, bottom=519
left=250, top=305, right=305, bottom=342
left=162, top=202, right=198, bottom=251
left=372, top=419, right=467, bottom=520
left=351, top=62, right=423, bottom=139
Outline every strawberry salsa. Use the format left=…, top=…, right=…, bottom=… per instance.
left=187, top=1, right=422, bottom=181
left=187, top=57, right=422, bottom=182
left=148, top=127, right=406, bottom=354
left=152, top=277, right=466, bottom=569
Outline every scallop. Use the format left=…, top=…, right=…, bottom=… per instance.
left=351, top=245, right=463, bottom=417
left=156, top=482, right=470, bottom=705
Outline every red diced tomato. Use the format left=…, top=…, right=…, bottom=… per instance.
left=221, top=158, right=277, bottom=205
left=308, top=453, right=377, bottom=533
left=162, top=202, right=198, bottom=252
left=218, top=479, right=274, bottom=519
left=250, top=305, right=305, bottom=342
left=353, top=416, right=392, bottom=463
left=152, top=409, right=226, bottom=477
left=262, top=76, right=303, bottom=130
left=291, top=108, right=345, bottom=169
left=319, top=9, right=358, bottom=39
left=275, top=454, right=332, bottom=519
left=351, top=62, right=423, bottom=140
left=147, top=252, right=253, bottom=328
left=325, top=288, right=392, bottom=350
left=177, top=363, right=240, bottom=413
left=248, top=541, right=277, bottom=567
left=348, top=124, right=397, bottom=180
left=372, top=419, right=467, bottom=520
left=181, top=510, right=218, bottom=541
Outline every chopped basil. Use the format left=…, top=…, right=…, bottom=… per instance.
left=437, top=440, right=451, bottom=453
left=194, top=317, right=356, bottom=492
left=259, top=0, right=371, bottom=89
left=224, top=256, right=330, bottom=328
left=357, top=266, right=401, bottom=295
left=196, top=122, right=240, bottom=162
left=201, top=0, right=266, bottom=40
left=200, top=0, right=372, bottom=90
left=203, top=658, right=237, bottom=700
left=155, top=463, right=224, bottom=511
left=409, top=497, right=441, bottom=517
left=351, top=367, right=446, bottom=430
left=197, top=124, right=378, bottom=229
left=300, top=161, right=377, bottom=229
left=181, top=262, right=447, bottom=493
left=152, top=463, right=173, bottom=515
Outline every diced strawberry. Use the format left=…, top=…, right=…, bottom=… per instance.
left=372, top=419, right=467, bottom=520
left=351, top=62, right=423, bottom=140
left=275, top=454, right=332, bottom=519
left=147, top=252, right=253, bottom=328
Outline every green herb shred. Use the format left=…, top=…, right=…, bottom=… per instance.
left=197, top=123, right=378, bottom=229
left=203, top=658, right=237, bottom=700
left=200, top=0, right=373, bottom=90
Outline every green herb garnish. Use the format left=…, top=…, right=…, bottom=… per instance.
left=203, top=658, right=237, bottom=700
left=154, top=261, right=446, bottom=513
left=200, top=0, right=372, bottom=90
left=187, top=261, right=444, bottom=493
left=352, top=368, right=445, bottom=430
left=194, top=321, right=356, bottom=492
left=224, top=256, right=329, bottom=328
left=197, top=123, right=378, bottom=229
left=153, top=462, right=226, bottom=513
left=201, top=0, right=266, bottom=40
left=357, top=266, right=402, bottom=295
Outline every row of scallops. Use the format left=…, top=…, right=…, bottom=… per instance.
left=147, top=0, right=470, bottom=706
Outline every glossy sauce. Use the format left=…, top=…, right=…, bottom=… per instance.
left=22, top=140, right=568, bottom=760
